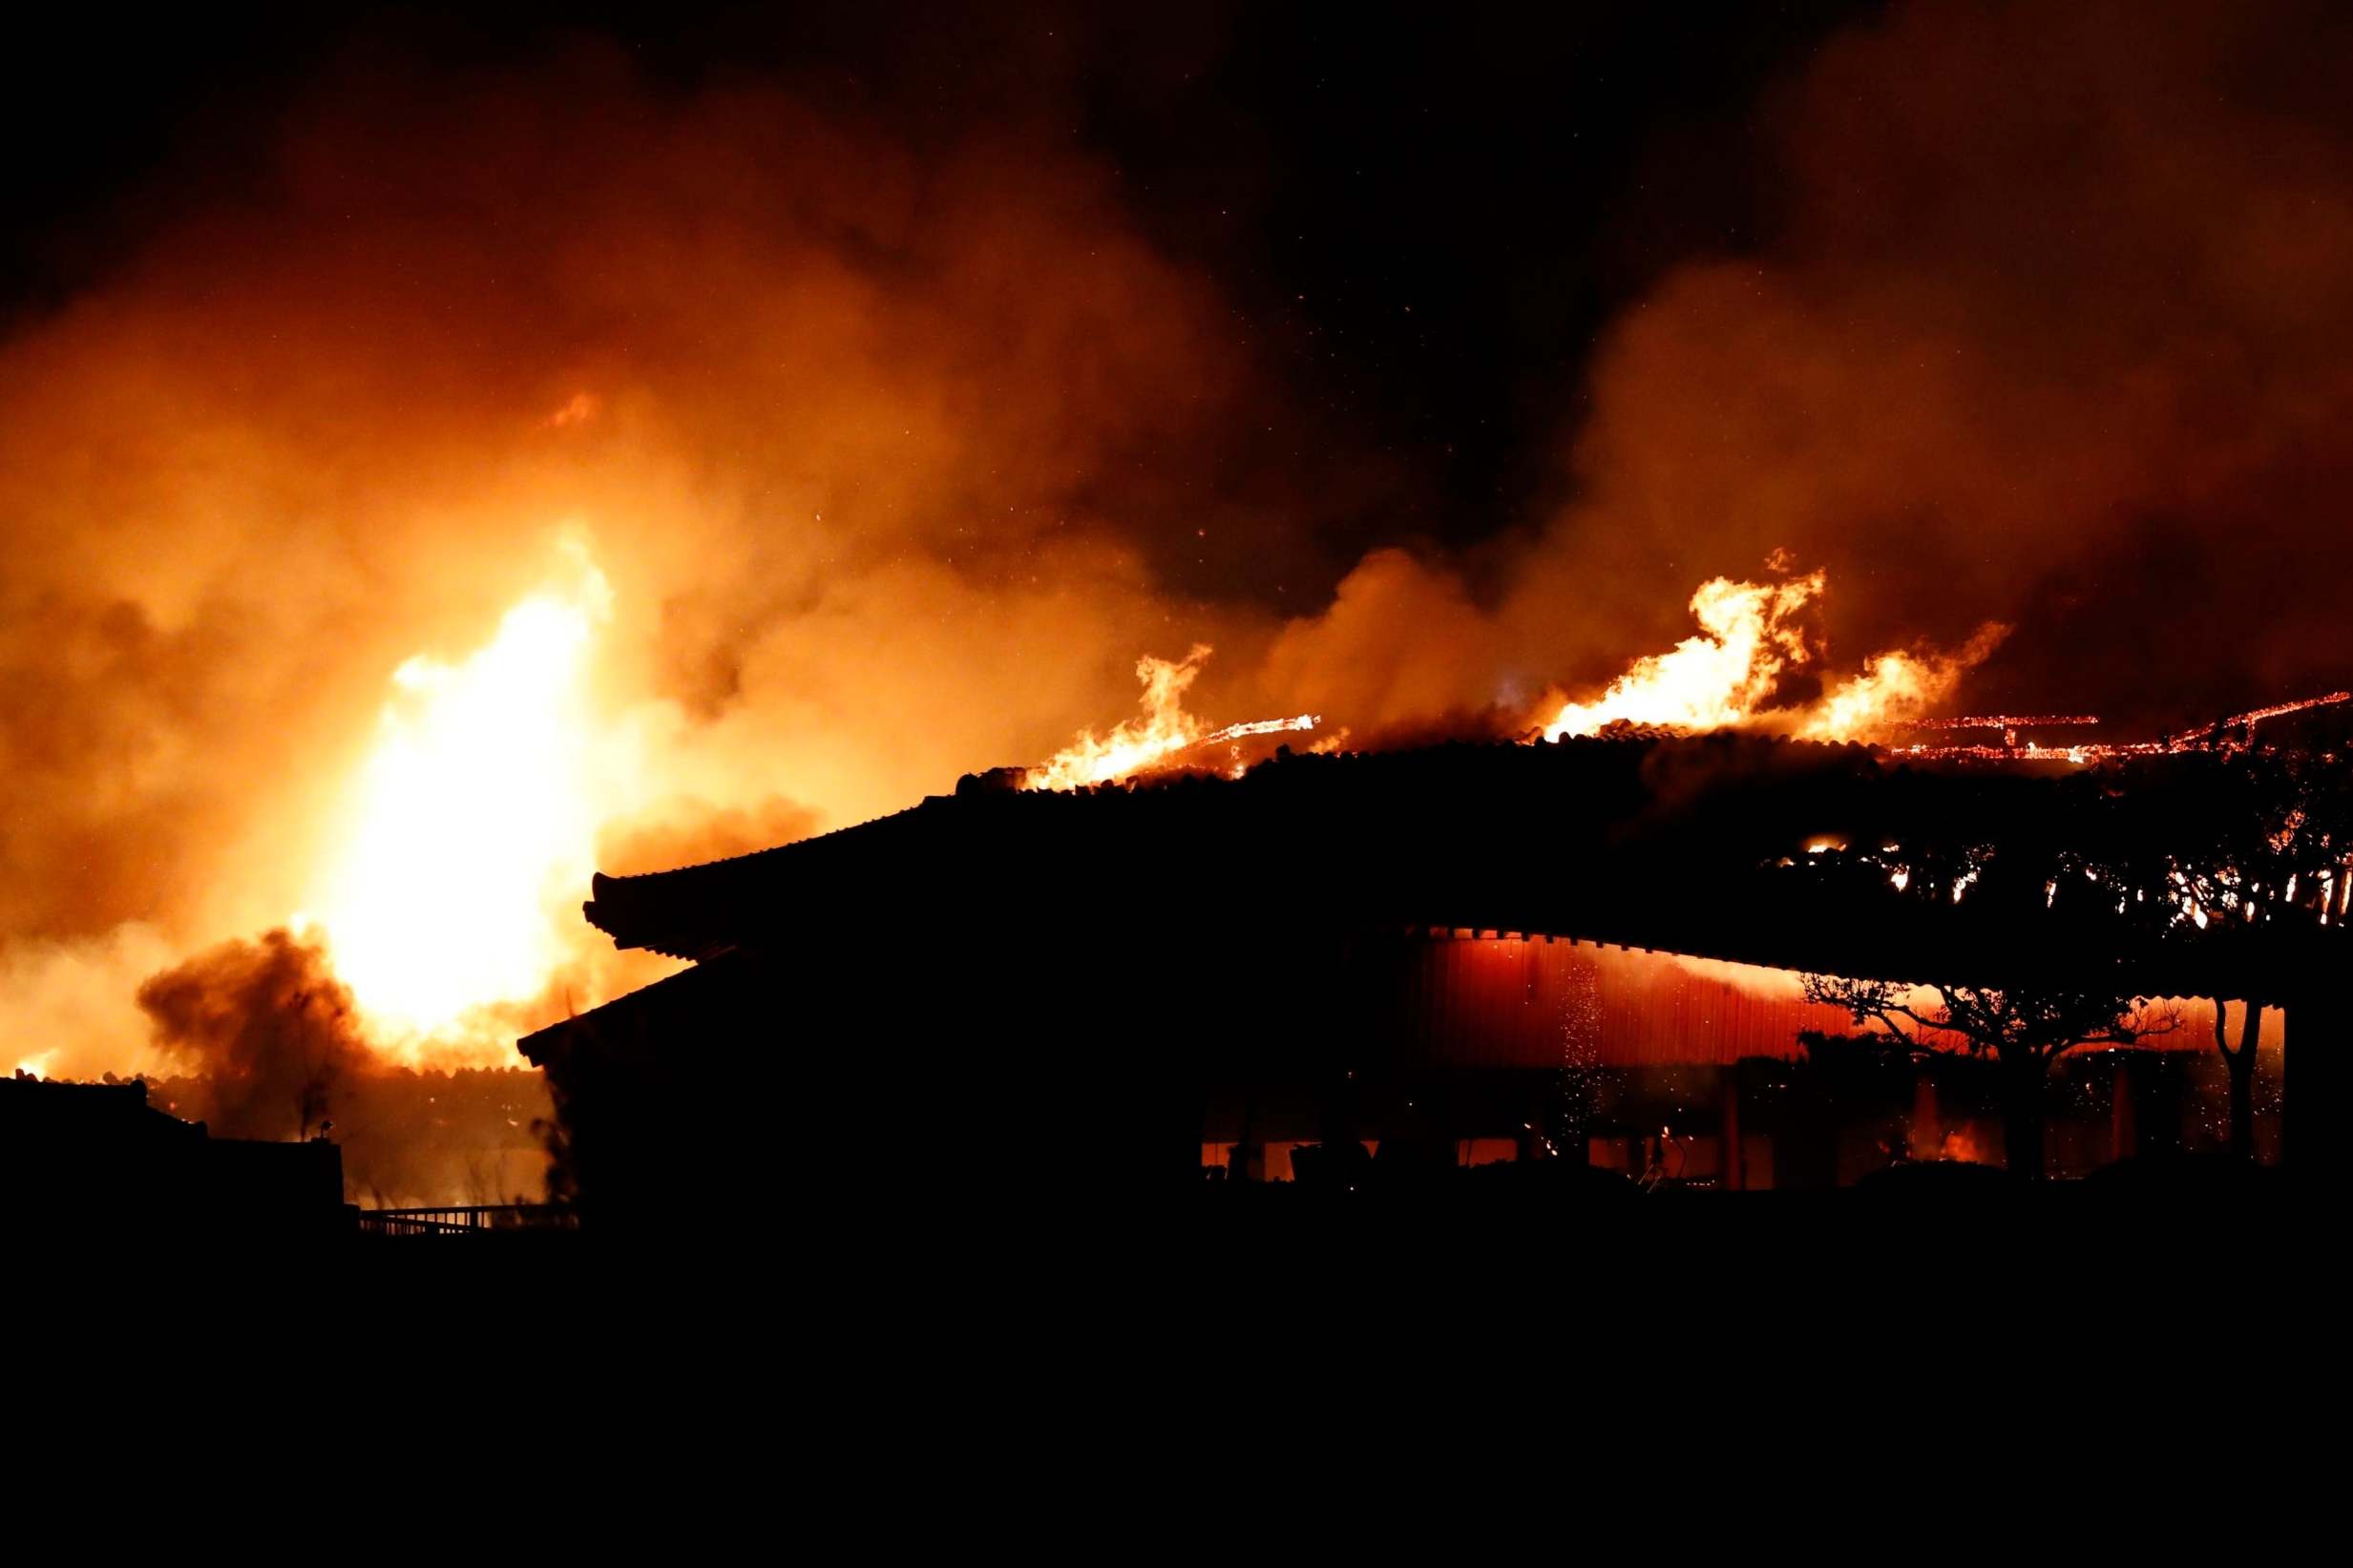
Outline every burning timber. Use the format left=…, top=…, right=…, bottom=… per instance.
left=1878, top=691, right=2349, bottom=763
left=521, top=732, right=2348, bottom=1225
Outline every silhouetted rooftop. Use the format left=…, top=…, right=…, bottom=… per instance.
left=578, top=735, right=2345, bottom=997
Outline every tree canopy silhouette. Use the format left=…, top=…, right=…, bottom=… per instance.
left=1800, top=975, right=2172, bottom=1179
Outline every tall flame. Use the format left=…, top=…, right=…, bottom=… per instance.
left=1543, top=572, right=1823, bottom=740
left=304, top=549, right=631, bottom=1051
left=1540, top=566, right=2004, bottom=742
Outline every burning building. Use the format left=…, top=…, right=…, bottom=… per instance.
left=519, top=733, right=2333, bottom=1225
left=11, top=1, right=2353, bottom=1231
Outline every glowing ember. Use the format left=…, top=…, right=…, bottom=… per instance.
left=1024, top=645, right=1317, bottom=789
left=304, top=548, right=635, bottom=1049
left=1889, top=690, right=2349, bottom=762
left=1886, top=714, right=2103, bottom=731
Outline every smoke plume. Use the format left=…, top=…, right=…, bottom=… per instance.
left=136, top=929, right=378, bottom=1140
left=0, top=45, right=1305, bottom=1072
left=1265, top=0, right=2353, bottom=730
left=2, top=2, right=2349, bottom=1083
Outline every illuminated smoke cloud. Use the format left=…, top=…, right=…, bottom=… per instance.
left=0, top=49, right=1303, bottom=1072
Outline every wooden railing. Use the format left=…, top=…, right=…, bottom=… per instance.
left=355, top=1204, right=576, bottom=1236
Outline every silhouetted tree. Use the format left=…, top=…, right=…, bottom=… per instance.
left=2078, top=748, right=2352, bottom=1163
left=2209, top=999, right=2265, bottom=1159
left=1800, top=976, right=2168, bottom=1180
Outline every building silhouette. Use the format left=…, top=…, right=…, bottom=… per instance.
left=519, top=737, right=2334, bottom=1226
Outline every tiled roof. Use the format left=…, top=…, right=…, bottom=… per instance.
left=573, top=736, right=2343, bottom=998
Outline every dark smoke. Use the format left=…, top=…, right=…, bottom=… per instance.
left=1267, top=0, right=2353, bottom=732
left=136, top=928, right=378, bottom=1141
left=134, top=930, right=552, bottom=1205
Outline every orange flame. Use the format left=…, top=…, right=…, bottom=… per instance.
left=1540, top=565, right=2005, bottom=743
left=1796, top=623, right=2011, bottom=742
left=301, top=542, right=644, bottom=1057
left=1024, top=645, right=1317, bottom=789
left=1542, top=572, right=1823, bottom=740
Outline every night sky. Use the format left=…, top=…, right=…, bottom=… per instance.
left=3, top=3, right=1878, bottom=578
